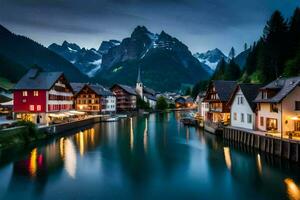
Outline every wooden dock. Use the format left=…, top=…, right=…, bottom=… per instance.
left=224, top=126, right=300, bottom=162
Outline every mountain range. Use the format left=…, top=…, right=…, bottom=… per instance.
left=0, top=23, right=247, bottom=92
left=49, top=26, right=211, bottom=91
left=0, top=25, right=87, bottom=82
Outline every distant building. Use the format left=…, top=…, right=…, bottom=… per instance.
left=13, top=69, right=74, bottom=124
left=228, top=84, right=262, bottom=130
left=111, top=84, right=137, bottom=111
left=175, top=97, right=186, bottom=108
left=204, top=80, right=237, bottom=124
left=254, top=77, right=300, bottom=138
left=71, top=83, right=116, bottom=114
left=135, top=68, right=157, bottom=108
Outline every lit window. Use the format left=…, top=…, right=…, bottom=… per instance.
left=23, top=91, right=28, bottom=96
left=34, top=91, right=39, bottom=96
left=37, top=105, right=41, bottom=111
left=29, top=105, right=34, bottom=111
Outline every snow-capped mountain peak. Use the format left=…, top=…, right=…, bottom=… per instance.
left=193, top=48, right=228, bottom=70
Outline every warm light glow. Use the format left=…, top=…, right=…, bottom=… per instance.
left=257, top=154, right=262, bottom=176
left=144, top=118, right=148, bottom=153
left=285, top=178, right=300, bottom=200
left=79, top=131, right=84, bottom=156
left=130, top=118, right=134, bottom=150
left=223, top=147, right=232, bottom=171
left=29, top=148, right=37, bottom=177
left=60, top=137, right=65, bottom=159
left=64, top=139, right=77, bottom=179
left=290, top=116, right=300, bottom=121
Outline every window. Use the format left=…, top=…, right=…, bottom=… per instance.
left=238, top=96, right=244, bottom=105
left=233, top=112, right=237, bottom=120
left=295, top=101, right=300, bottom=111
left=266, top=118, right=278, bottom=131
left=37, top=105, right=41, bottom=111
left=270, top=104, right=278, bottom=113
left=260, top=117, right=264, bottom=126
left=295, top=121, right=300, bottom=131
left=258, top=103, right=261, bottom=111
left=241, top=113, right=244, bottom=122
left=263, top=91, right=268, bottom=99
left=22, top=91, right=28, bottom=96
left=29, top=105, right=34, bottom=111
left=34, top=91, right=39, bottom=96
left=247, top=114, right=252, bottom=123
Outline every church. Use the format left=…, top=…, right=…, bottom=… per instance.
left=135, top=68, right=157, bottom=108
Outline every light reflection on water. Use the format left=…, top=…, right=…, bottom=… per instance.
left=0, top=111, right=299, bottom=200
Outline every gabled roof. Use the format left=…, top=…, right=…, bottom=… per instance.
left=70, top=83, right=85, bottom=95
left=14, top=69, right=64, bottom=90
left=254, top=77, right=300, bottom=103
left=144, top=93, right=157, bottom=101
left=144, top=86, right=156, bottom=96
left=228, top=83, right=263, bottom=111
left=89, top=84, right=114, bottom=97
left=205, top=80, right=237, bottom=102
left=111, top=84, right=137, bottom=95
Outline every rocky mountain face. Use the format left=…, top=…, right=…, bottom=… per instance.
left=193, top=48, right=228, bottom=71
left=0, top=25, right=87, bottom=82
left=95, top=26, right=210, bottom=91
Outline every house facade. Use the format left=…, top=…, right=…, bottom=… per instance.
left=254, top=77, right=300, bottom=137
left=111, top=84, right=137, bottom=111
left=204, top=80, right=237, bottom=124
left=196, top=92, right=209, bottom=120
left=228, top=84, right=262, bottom=130
left=71, top=83, right=116, bottom=113
left=13, top=69, right=73, bottom=124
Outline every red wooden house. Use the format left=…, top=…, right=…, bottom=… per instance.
left=13, top=69, right=74, bottom=124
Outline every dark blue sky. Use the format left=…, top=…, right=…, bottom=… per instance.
left=0, top=0, right=298, bottom=54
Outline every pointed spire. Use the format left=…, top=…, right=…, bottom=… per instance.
left=137, top=67, right=141, bottom=83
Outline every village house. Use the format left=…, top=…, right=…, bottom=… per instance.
left=254, top=77, right=300, bottom=139
left=135, top=68, right=157, bottom=108
left=110, top=84, right=137, bottom=111
left=204, top=80, right=237, bottom=125
left=196, top=92, right=209, bottom=121
left=71, top=83, right=116, bottom=114
left=13, top=69, right=74, bottom=125
left=227, top=83, right=262, bottom=130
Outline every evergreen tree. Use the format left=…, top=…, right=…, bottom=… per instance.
left=224, top=60, right=241, bottom=80
left=156, top=96, right=168, bottom=111
left=244, top=43, right=248, bottom=51
left=288, top=7, right=300, bottom=58
left=212, top=58, right=227, bottom=80
left=228, top=47, right=235, bottom=59
left=260, top=10, right=288, bottom=82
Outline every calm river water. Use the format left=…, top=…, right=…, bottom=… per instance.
left=0, top=111, right=300, bottom=200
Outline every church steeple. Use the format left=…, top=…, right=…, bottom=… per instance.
left=136, top=67, right=143, bottom=98
left=137, top=67, right=141, bottom=83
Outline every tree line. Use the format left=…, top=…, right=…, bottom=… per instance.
left=192, top=8, right=300, bottom=98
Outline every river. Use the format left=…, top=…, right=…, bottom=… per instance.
left=0, top=111, right=299, bottom=200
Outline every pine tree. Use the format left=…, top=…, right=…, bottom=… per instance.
left=288, top=7, right=300, bottom=58
left=244, top=43, right=248, bottom=51
left=212, top=58, right=227, bottom=80
left=224, top=60, right=241, bottom=80
left=260, top=10, right=288, bottom=82
left=228, top=47, right=235, bottom=59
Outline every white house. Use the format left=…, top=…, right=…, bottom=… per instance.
left=254, top=77, right=300, bottom=138
left=196, top=92, right=209, bottom=120
left=228, top=84, right=262, bottom=130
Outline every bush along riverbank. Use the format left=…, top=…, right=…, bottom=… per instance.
left=0, top=121, right=48, bottom=149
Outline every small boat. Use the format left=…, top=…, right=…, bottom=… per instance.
left=180, top=117, right=198, bottom=126
left=117, top=114, right=127, bottom=118
left=103, top=117, right=119, bottom=122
